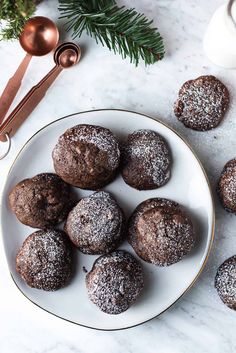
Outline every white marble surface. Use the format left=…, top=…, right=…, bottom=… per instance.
left=0, top=0, right=236, bottom=352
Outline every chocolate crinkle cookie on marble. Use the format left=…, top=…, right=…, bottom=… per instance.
left=52, top=124, right=120, bottom=190
left=128, top=198, right=195, bottom=266
left=174, top=75, right=230, bottom=131
left=86, top=250, right=144, bottom=314
left=64, top=191, right=125, bottom=254
left=218, top=158, right=236, bottom=214
left=16, top=230, right=73, bottom=291
left=9, top=173, right=73, bottom=229
left=215, top=256, right=236, bottom=310
left=121, top=129, right=171, bottom=190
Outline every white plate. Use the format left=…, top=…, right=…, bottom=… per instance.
left=1, top=109, right=214, bottom=330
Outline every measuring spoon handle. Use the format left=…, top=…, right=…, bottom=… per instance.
left=0, top=53, right=32, bottom=125
left=0, top=65, right=63, bottom=142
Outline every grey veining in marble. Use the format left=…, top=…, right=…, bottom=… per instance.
left=0, top=1, right=236, bottom=352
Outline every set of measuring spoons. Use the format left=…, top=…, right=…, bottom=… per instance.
left=0, top=16, right=81, bottom=159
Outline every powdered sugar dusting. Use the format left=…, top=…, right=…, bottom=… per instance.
left=215, top=256, right=236, bottom=310
left=174, top=75, right=230, bottom=131
left=65, top=191, right=125, bottom=254
left=128, top=198, right=195, bottom=266
left=218, top=158, right=236, bottom=213
left=122, top=130, right=171, bottom=189
left=16, top=230, right=72, bottom=291
left=86, top=251, right=144, bottom=314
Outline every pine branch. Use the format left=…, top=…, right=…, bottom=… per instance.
left=58, top=0, right=165, bottom=66
left=0, top=0, right=39, bottom=40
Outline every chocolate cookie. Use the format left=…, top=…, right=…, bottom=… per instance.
left=86, top=250, right=144, bottom=314
left=174, top=75, right=230, bottom=131
left=16, top=229, right=73, bottom=291
left=128, top=198, right=195, bottom=266
left=52, top=124, right=120, bottom=190
left=64, top=191, right=125, bottom=254
left=215, top=256, right=236, bottom=310
left=121, top=130, right=171, bottom=190
left=218, top=158, right=236, bottom=213
left=9, top=173, right=73, bottom=229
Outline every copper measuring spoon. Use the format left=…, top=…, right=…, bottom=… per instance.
left=0, top=43, right=81, bottom=153
left=0, top=16, right=59, bottom=125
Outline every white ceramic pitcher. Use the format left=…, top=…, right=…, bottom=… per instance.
left=203, top=0, right=236, bottom=69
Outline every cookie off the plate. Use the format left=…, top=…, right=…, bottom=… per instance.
left=174, top=75, right=229, bottom=131
left=218, top=158, right=236, bottom=214
left=215, top=256, right=236, bottom=310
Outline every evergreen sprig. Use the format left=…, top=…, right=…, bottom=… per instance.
left=0, top=0, right=38, bottom=40
left=58, top=0, right=165, bottom=66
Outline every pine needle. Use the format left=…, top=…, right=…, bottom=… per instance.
left=58, top=0, right=165, bottom=66
left=0, top=0, right=37, bottom=40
